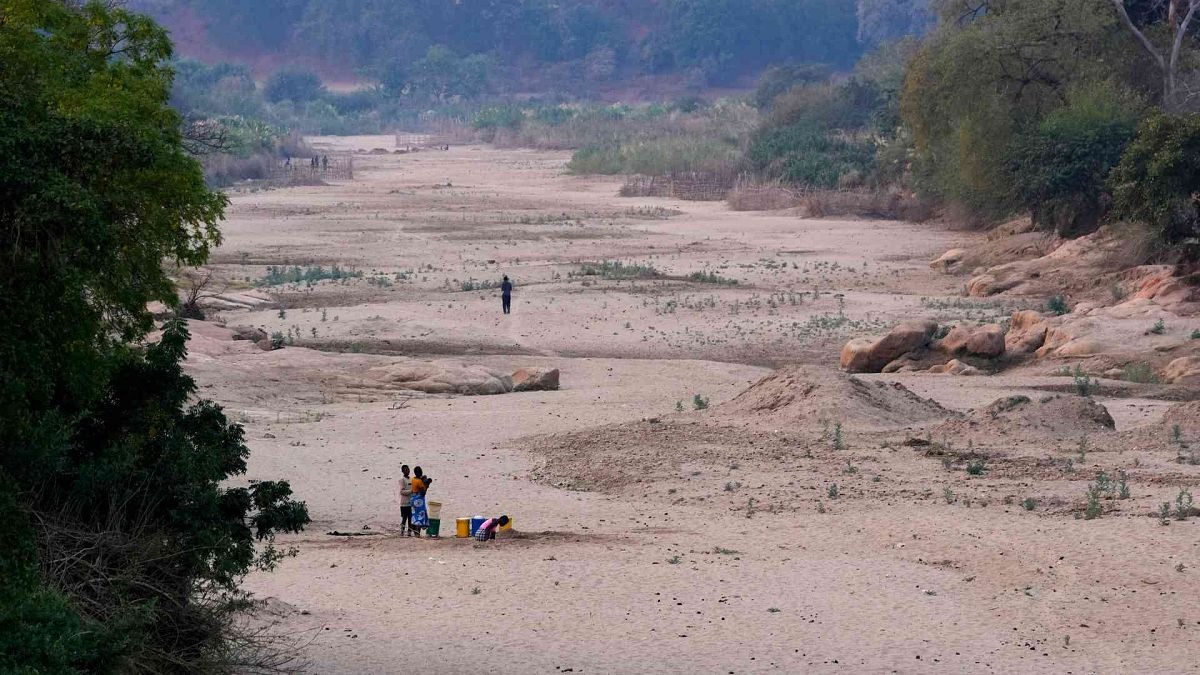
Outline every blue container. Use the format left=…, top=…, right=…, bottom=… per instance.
left=469, top=516, right=486, bottom=536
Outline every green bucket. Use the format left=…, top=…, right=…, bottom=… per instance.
left=426, top=518, right=441, bottom=537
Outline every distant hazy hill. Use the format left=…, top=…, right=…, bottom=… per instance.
left=130, top=0, right=875, bottom=89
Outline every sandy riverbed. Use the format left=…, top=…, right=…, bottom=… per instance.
left=187, top=137, right=1200, bottom=674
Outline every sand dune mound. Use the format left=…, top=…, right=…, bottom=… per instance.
left=722, top=366, right=953, bottom=430
left=1162, top=401, right=1200, bottom=435
left=525, top=419, right=797, bottom=492
left=934, top=394, right=1115, bottom=440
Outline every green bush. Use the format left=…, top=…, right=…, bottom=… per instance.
left=1111, top=112, right=1200, bottom=257
left=0, top=3, right=309, bottom=668
left=1007, top=84, right=1139, bottom=237
left=264, top=67, right=325, bottom=103
left=752, top=63, right=832, bottom=109
left=568, top=136, right=741, bottom=176
left=747, top=126, right=876, bottom=187
left=472, top=105, right=526, bottom=132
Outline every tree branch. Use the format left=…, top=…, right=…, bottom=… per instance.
left=1170, top=0, right=1200, bottom=79
left=1110, top=0, right=1167, bottom=70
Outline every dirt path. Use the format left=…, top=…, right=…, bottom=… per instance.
left=189, top=137, right=1200, bottom=674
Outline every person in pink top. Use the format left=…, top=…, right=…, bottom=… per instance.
left=474, top=515, right=509, bottom=542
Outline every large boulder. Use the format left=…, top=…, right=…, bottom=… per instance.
left=1005, top=310, right=1048, bottom=354
left=840, top=319, right=938, bottom=373
left=512, top=367, right=560, bottom=392
left=840, top=338, right=876, bottom=373
left=936, top=323, right=1005, bottom=358
left=1164, top=357, right=1200, bottom=386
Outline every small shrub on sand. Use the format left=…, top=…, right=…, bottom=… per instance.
left=1122, top=362, right=1160, bottom=384
left=1022, top=497, right=1037, bottom=511
left=1149, top=319, right=1167, bottom=335
left=575, top=260, right=659, bottom=279
left=692, top=394, right=709, bottom=411
left=1176, top=489, right=1194, bottom=521
left=1047, top=295, right=1069, bottom=315
left=966, top=459, right=987, bottom=476
left=258, top=264, right=362, bottom=287
left=1082, top=485, right=1103, bottom=520
left=1072, top=367, right=1098, bottom=397
left=687, top=270, right=737, bottom=285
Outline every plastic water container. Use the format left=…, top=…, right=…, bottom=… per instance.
left=469, top=516, right=486, bottom=536
left=500, top=517, right=513, bottom=532
left=426, top=518, right=441, bottom=537
left=427, top=501, right=443, bottom=520
left=455, top=518, right=470, bottom=538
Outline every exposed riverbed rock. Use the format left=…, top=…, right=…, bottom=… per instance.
left=840, top=319, right=938, bottom=373
left=1163, top=356, right=1200, bottom=386
left=935, top=324, right=1005, bottom=358
left=512, top=367, right=561, bottom=392
left=1005, top=311, right=1048, bottom=354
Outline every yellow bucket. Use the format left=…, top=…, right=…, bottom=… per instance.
left=455, top=518, right=470, bottom=538
left=500, top=517, right=513, bottom=532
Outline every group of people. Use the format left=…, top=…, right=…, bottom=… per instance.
left=282, top=154, right=330, bottom=170
left=397, top=465, right=433, bottom=537
left=396, top=465, right=509, bottom=542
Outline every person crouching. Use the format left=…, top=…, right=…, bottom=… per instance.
left=474, top=515, right=509, bottom=542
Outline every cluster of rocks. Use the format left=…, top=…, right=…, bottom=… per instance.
left=840, top=319, right=1009, bottom=376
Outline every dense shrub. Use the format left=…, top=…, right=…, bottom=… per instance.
left=1008, top=85, right=1140, bottom=236
left=0, top=2, right=309, bottom=668
left=264, top=68, right=325, bottom=103
left=1110, top=112, right=1200, bottom=257
left=747, top=126, right=876, bottom=187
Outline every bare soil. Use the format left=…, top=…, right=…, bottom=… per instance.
left=186, top=137, right=1200, bottom=674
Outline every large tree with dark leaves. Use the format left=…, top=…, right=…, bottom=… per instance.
left=0, top=1, right=308, bottom=671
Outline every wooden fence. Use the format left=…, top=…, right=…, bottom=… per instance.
left=619, top=170, right=739, bottom=201
left=267, top=154, right=354, bottom=182
left=394, top=133, right=454, bottom=149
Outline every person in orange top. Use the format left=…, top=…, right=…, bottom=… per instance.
left=408, top=466, right=432, bottom=536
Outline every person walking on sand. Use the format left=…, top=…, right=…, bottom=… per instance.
left=500, top=275, right=513, bottom=315
left=409, top=466, right=432, bottom=536
left=397, top=465, right=412, bottom=536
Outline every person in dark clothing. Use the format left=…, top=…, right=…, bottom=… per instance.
left=500, top=275, right=513, bottom=314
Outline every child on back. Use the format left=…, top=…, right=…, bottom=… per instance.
left=409, top=466, right=432, bottom=537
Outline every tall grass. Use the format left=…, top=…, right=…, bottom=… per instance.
left=567, top=136, right=742, bottom=176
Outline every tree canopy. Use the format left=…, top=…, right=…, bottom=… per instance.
left=0, top=1, right=309, bottom=669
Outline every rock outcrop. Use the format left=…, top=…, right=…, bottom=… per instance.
left=1164, top=356, right=1200, bottom=386
left=1005, top=311, right=1048, bottom=354
left=512, top=367, right=561, bottom=392
left=936, top=324, right=1005, bottom=358
left=840, top=319, right=938, bottom=373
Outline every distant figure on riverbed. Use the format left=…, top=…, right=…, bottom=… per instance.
left=501, top=275, right=513, bottom=315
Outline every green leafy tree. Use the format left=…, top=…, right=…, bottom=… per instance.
left=1110, top=111, right=1200, bottom=256
left=1008, top=83, right=1142, bottom=236
left=264, top=67, right=326, bottom=103
left=856, top=0, right=933, bottom=47
left=0, top=1, right=309, bottom=669
left=902, top=0, right=1140, bottom=222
